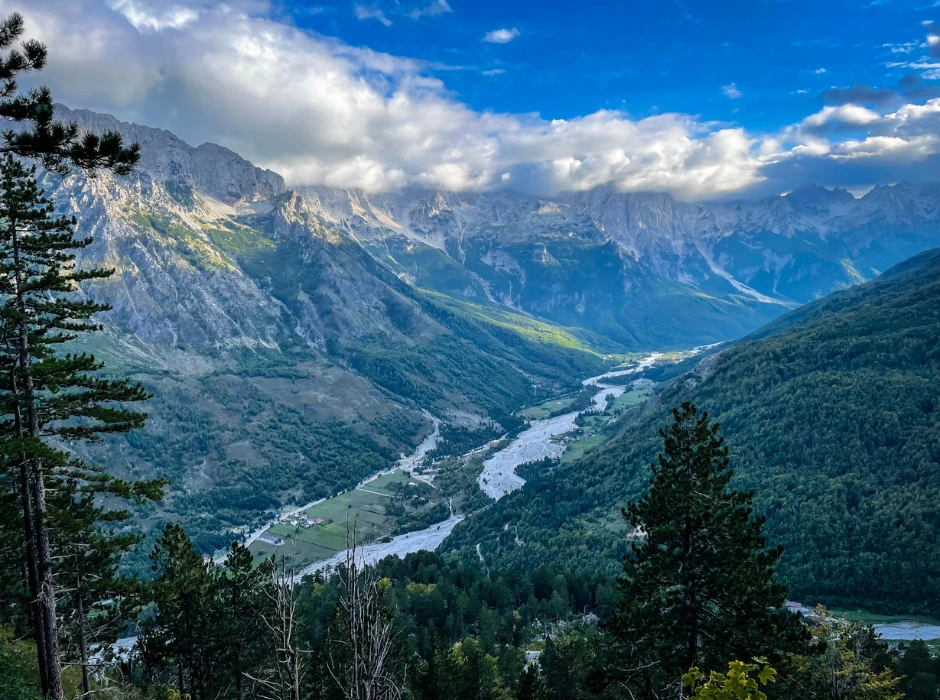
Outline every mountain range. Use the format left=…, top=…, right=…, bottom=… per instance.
left=44, top=105, right=940, bottom=553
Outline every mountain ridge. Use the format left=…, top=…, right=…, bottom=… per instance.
left=445, top=247, right=940, bottom=613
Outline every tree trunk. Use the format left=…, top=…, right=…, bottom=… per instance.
left=77, top=588, right=91, bottom=696
left=11, top=362, right=47, bottom=695
left=12, top=213, right=64, bottom=700
left=16, top=455, right=47, bottom=695
left=230, top=580, right=242, bottom=700
left=31, top=459, right=63, bottom=700
left=681, top=513, right=698, bottom=699
left=234, top=641, right=242, bottom=700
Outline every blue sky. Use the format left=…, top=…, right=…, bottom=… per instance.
left=8, top=0, right=940, bottom=199
left=291, top=0, right=935, bottom=130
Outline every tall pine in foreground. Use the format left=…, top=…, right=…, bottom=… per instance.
left=0, top=154, right=156, bottom=699
left=612, top=403, right=807, bottom=700
left=0, top=11, right=143, bottom=699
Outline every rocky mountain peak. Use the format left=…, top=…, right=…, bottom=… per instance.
left=55, top=104, right=285, bottom=207
left=784, top=183, right=857, bottom=213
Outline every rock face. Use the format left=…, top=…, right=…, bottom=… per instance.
left=50, top=108, right=443, bottom=361
left=56, top=105, right=940, bottom=353
left=295, top=180, right=940, bottom=346
left=46, top=107, right=618, bottom=548
left=60, top=106, right=285, bottom=205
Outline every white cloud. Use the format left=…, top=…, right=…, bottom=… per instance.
left=483, top=27, right=520, bottom=44
left=482, top=68, right=506, bottom=76
left=883, top=40, right=918, bottom=54
left=722, top=83, right=742, bottom=99
left=354, top=5, right=392, bottom=26
left=407, top=0, right=452, bottom=19
left=800, top=104, right=882, bottom=128
left=887, top=98, right=940, bottom=121
left=830, top=134, right=939, bottom=161
left=10, top=0, right=940, bottom=199
left=815, top=67, right=827, bottom=74
left=108, top=0, right=199, bottom=31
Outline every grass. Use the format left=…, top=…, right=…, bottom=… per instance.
left=420, top=290, right=615, bottom=355
left=561, top=433, right=607, bottom=463
left=559, top=389, right=652, bottom=464
left=128, top=209, right=232, bottom=270
left=205, top=219, right=275, bottom=258
left=248, top=470, right=444, bottom=570
left=610, top=389, right=651, bottom=411
left=517, top=397, right=575, bottom=421
left=831, top=608, right=940, bottom=628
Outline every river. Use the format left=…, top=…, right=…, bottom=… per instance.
left=117, top=346, right=936, bottom=660
left=286, top=348, right=940, bottom=641
left=293, top=514, right=464, bottom=581
left=284, top=352, right=665, bottom=578
left=477, top=351, right=663, bottom=500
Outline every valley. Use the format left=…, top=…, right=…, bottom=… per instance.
left=20, top=106, right=940, bottom=614
left=478, top=351, right=664, bottom=500
left=232, top=339, right=940, bottom=644
left=242, top=351, right=677, bottom=576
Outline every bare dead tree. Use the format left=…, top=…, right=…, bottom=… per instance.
left=326, top=519, right=405, bottom=700
left=247, top=553, right=306, bottom=700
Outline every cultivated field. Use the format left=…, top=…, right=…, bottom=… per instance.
left=248, top=470, right=444, bottom=570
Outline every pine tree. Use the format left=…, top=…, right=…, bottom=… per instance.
left=217, top=542, right=268, bottom=700
left=0, top=13, right=139, bottom=173
left=53, top=484, right=151, bottom=697
left=0, top=462, right=28, bottom=630
left=0, top=12, right=142, bottom=700
left=612, top=403, right=807, bottom=699
left=0, top=154, right=151, bottom=699
left=141, top=524, right=217, bottom=700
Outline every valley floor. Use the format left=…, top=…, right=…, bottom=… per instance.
left=244, top=350, right=667, bottom=573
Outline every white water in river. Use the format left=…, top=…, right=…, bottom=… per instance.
left=478, top=352, right=663, bottom=500
left=285, top=351, right=665, bottom=580
left=294, top=514, right=464, bottom=581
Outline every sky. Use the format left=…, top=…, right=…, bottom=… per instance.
left=7, top=0, right=940, bottom=199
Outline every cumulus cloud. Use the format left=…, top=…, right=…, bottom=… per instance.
left=722, top=83, right=742, bottom=99
left=353, top=0, right=451, bottom=24
left=800, top=104, right=882, bottom=128
left=9, top=0, right=940, bottom=199
left=483, top=27, right=520, bottom=44
left=108, top=0, right=198, bottom=31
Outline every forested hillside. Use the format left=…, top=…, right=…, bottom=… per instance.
left=447, top=248, right=940, bottom=614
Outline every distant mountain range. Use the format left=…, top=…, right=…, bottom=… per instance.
left=43, top=105, right=940, bottom=551
left=58, top=106, right=940, bottom=352
left=298, top=173, right=940, bottom=347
